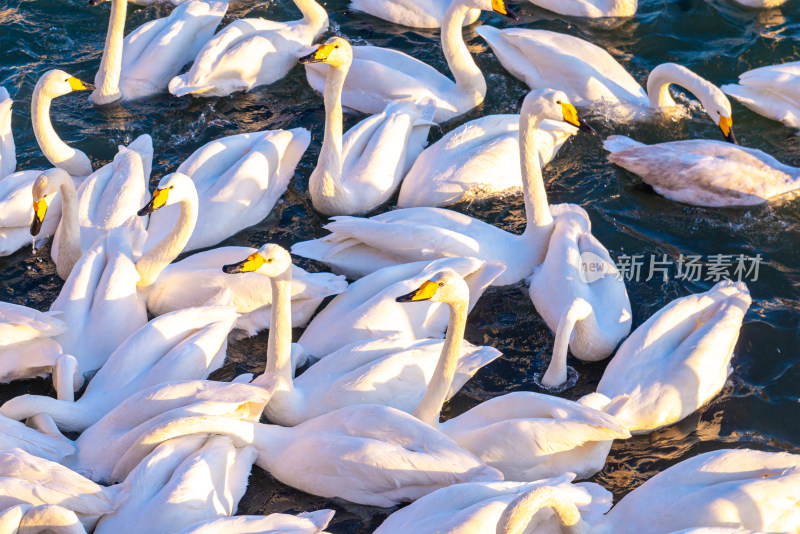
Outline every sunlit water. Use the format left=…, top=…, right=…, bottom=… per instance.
left=1, top=0, right=799, bottom=530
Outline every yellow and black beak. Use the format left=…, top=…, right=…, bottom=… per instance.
left=30, top=199, right=48, bottom=236
left=67, top=76, right=94, bottom=92
left=718, top=115, right=737, bottom=144
left=491, top=0, right=519, bottom=20
left=299, top=43, right=337, bottom=65
left=138, top=188, right=170, bottom=216
left=561, top=102, right=596, bottom=135
left=223, top=252, right=267, bottom=274
left=396, top=280, right=440, bottom=303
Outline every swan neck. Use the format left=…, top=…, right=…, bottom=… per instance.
left=541, top=299, right=589, bottom=388
left=32, top=86, right=75, bottom=174
left=0, top=395, right=87, bottom=433
left=294, top=0, right=328, bottom=30
left=136, top=195, right=198, bottom=287
left=519, top=111, right=553, bottom=231
left=646, top=65, right=713, bottom=109
left=265, top=268, right=294, bottom=385
left=94, top=0, right=127, bottom=102
left=413, top=300, right=468, bottom=427
left=442, top=1, right=485, bottom=97
left=55, top=174, right=82, bottom=279
left=312, top=63, right=349, bottom=205
left=497, top=486, right=590, bottom=534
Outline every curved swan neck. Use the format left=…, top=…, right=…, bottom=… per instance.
left=442, top=0, right=485, bottom=98
left=497, top=486, right=590, bottom=534
left=266, top=266, right=294, bottom=385
left=541, top=299, right=591, bottom=388
left=93, top=0, right=126, bottom=104
left=0, top=395, right=88, bottom=433
left=136, top=194, right=198, bottom=287
left=55, top=173, right=82, bottom=280
left=311, top=61, right=350, bottom=208
left=519, top=110, right=553, bottom=231
left=32, top=85, right=79, bottom=176
left=413, top=299, right=468, bottom=426
left=646, top=63, right=713, bottom=110
left=294, top=0, right=327, bottom=30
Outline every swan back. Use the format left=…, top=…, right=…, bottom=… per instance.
left=0, top=87, right=14, bottom=179
left=175, top=510, right=335, bottom=534
left=0, top=413, right=75, bottom=462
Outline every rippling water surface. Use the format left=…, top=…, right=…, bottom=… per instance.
left=1, top=0, right=799, bottom=531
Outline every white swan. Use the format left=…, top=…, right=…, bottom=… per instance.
left=0, top=87, right=15, bottom=179
left=476, top=27, right=736, bottom=142
left=397, top=271, right=630, bottom=481
left=296, top=256, right=504, bottom=358
left=0, top=449, right=128, bottom=532
left=169, top=0, right=328, bottom=97
left=523, top=0, right=637, bottom=17
left=0, top=300, right=65, bottom=346
left=603, top=135, right=800, bottom=207
left=722, top=60, right=800, bottom=131
left=349, top=0, right=480, bottom=28
left=580, top=281, right=751, bottom=434
left=729, top=0, right=788, bottom=7
left=0, top=503, right=88, bottom=534
left=397, top=113, right=580, bottom=208
left=299, top=37, right=435, bottom=215
left=135, top=173, right=343, bottom=332
left=112, top=405, right=504, bottom=507
left=529, top=207, right=631, bottom=368
left=0, top=413, right=75, bottom=463
left=142, top=128, right=309, bottom=254
left=0, top=304, right=238, bottom=432
left=90, top=0, right=227, bottom=104
left=95, top=435, right=257, bottom=534
left=175, top=511, right=335, bottom=534
left=222, top=244, right=502, bottom=426
left=291, top=89, right=599, bottom=286
left=304, top=0, right=517, bottom=123
left=374, top=473, right=610, bottom=533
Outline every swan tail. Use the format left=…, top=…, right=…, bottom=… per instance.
left=168, top=75, right=220, bottom=97
left=577, top=392, right=613, bottom=412
left=602, top=135, right=643, bottom=153
left=299, top=509, right=336, bottom=531
left=409, top=97, right=438, bottom=127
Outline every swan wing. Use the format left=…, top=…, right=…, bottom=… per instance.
left=0, top=87, right=15, bottom=179
left=0, top=302, right=66, bottom=345
left=175, top=510, right=335, bottom=534
left=722, top=62, right=800, bottom=129
left=349, top=0, right=480, bottom=28
left=0, top=414, right=74, bottom=462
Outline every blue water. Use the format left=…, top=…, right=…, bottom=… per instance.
left=1, top=0, right=799, bottom=531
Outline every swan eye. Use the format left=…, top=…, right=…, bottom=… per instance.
left=556, top=100, right=562, bottom=104
left=438, top=282, right=444, bottom=287
left=334, top=45, right=339, bottom=49
left=267, top=258, right=273, bottom=263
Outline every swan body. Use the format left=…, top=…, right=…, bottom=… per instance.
left=0, top=504, right=88, bottom=534
left=0, top=87, right=14, bottom=178
left=0, top=301, right=66, bottom=347
left=0, top=449, right=128, bottom=532
left=296, top=256, right=504, bottom=357
left=398, top=272, right=630, bottom=481
left=95, top=435, right=256, bottom=534
left=304, top=0, right=516, bottom=123
left=176, top=511, right=335, bottom=534
left=580, top=281, right=751, bottom=434
left=169, top=0, right=328, bottom=97
left=142, top=129, right=309, bottom=255
left=292, top=89, right=598, bottom=286
left=300, top=38, right=435, bottom=215
left=604, top=136, right=800, bottom=207
left=722, top=61, right=800, bottom=130
left=0, top=414, right=75, bottom=462
left=398, top=114, right=577, bottom=208
left=476, top=28, right=735, bottom=141
left=222, top=244, right=503, bottom=426
left=91, top=0, right=227, bottom=104
left=522, top=0, right=637, bottom=17
left=374, top=473, right=611, bottom=533
left=349, top=0, right=480, bottom=28
left=728, top=0, right=789, bottom=7
left=599, top=449, right=800, bottom=533
left=0, top=304, right=238, bottom=432
left=529, top=207, right=631, bottom=365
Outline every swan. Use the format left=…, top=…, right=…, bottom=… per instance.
left=291, top=89, right=598, bottom=286
left=111, top=405, right=504, bottom=507
left=397, top=114, right=579, bottom=208
left=303, top=0, right=517, bottom=123
left=603, top=135, right=800, bottom=207
left=0, top=449, right=128, bottom=532
left=374, top=473, right=611, bottom=533
left=222, top=244, right=502, bottom=425
left=529, top=207, right=631, bottom=367
left=475, top=27, right=736, bottom=142
left=142, top=128, right=310, bottom=255
left=729, top=0, right=788, bottom=7
left=169, top=0, right=328, bottom=97
left=90, top=0, right=227, bottom=105
left=721, top=61, right=799, bottom=130
left=579, top=281, right=751, bottom=434
left=175, top=511, right=335, bottom=534
left=521, top=0, right=637, bottom=17
left=397, top=271, right=630, bottom=480
left=296, top=256, right=504, bottom=358
left=136, top=173, right=343, bottom=332
left=299, top=37, right=435, bottom=215
left=94, top=435, right=257, bottom=534
left=349, top=0, right=480, bottom=28
left=69, top=379, right=270, bottom=484
left=0, top=413, right=75, bottom=462
left=0, top=504, right=88, bottom=534
left=1, top=87, right=15, bottom=179
left=0, top=304, right=238, bottom=432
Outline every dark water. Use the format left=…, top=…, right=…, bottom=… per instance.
left=1, top=0, right=799, bottom=531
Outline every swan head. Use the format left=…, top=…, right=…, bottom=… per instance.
left=137, top=172, right=195, bottom=216
left=222, top=243, right=293, bottom=277
left=299, top=37, right=353, bottom=69
left=30, top=168, right=71, bottom=236
left=522, top=89, right=596, bottom=135
left=396, top=270, right=470, bottom=306
left=467, top=0, right=518, bottom=19
left=36, top=70, right=94, bottom=99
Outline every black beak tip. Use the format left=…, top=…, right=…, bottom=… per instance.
left=504, top=8, right=520, bottom=20
left=395, top=291, right=417, bottom=303
left=222, top=262, right=244, bottom=274
left=137, top=206, right=152, bottom=217
left=30, top=218, right=42, bottom=237
left=83, top=82, right=96, bottom=91
left=726, top=130, right=738, bottom=145
left=88, top=0, right=101, bottom=6
left=298, top=53, right=317, bottom=65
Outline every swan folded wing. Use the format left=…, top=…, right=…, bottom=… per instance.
left=737, top=62, right=800, bottom=99
left=174, top=510, right=335, bottom=534
left=0, top=303, right=66, bottom=345
left=0, top=414, right=75, bottom=461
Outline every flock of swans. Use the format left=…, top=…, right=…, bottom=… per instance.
left=0, top=0, right=798, bottom=532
